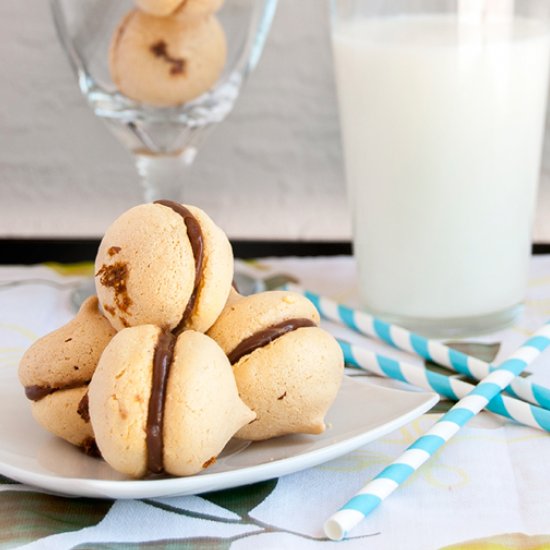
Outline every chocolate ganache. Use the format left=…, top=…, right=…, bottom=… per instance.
left=146, top=331, right=176, bottom=474
left=227, top=318, right=316, bottom=365
left=154, top=200, right=204, bottom=334
left=25, top=381, right=87, bottom=402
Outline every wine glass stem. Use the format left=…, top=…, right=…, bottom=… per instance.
left=134, top=150, right=197, bottom=203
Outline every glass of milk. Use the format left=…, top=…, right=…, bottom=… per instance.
left=330, top=0, right=550, bottom=337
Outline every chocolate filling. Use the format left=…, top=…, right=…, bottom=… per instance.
left=108, top=246, right=121, bottom=257
left=78, top=393, right=90, bottom=423
left=95, top=261, right=133, bottom=315
left=146, top=331, right=176, bottom=474
left=81, top=437, right=101, bottom=458
left=25, top=381, right=87, bottom=402
left=154, top=200, right=204, bottom=334
left=227, top=318, right=316, bottom=365
left=150, top=40, right=186, bottom=76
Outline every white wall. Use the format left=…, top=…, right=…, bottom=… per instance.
left=1, top=0, right=550, bottom=242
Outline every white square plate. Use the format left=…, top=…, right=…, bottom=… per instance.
left=0, top=369, right=437, bottom=499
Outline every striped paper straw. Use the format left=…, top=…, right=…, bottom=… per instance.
left=340, top=339, right=550, bottom=433
left=324, top=321, right=550, bottom=541
left=285, top=284, right=550, bottom=410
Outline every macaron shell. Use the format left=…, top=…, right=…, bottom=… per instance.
left=163, top=331, right=255, bottom=476
left=18, top=296, right=116, bottom=388
left=233, top=327, right=344, bottom=441
left=184, top=204, right=233, bottom=333
left=224, top=286, right=244, bottom=308
left=173, top=0, right=225, bottom=19
left=135, top=0, right=184, bottom=17
left=207, top=291, right=321, bottom=356
left=109, top=10, right=227, bottom=107
left=95, top=203, right=194, bottom=332
left=31, top=386, right=94, bottom=447
left=88, top=325, right=160, bottom=478
left=137, top=0, right=224, bottom=18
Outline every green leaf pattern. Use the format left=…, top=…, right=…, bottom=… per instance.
left=201, top=479, right=278, bottom=518
left=0, top=491, right=111, bottom=549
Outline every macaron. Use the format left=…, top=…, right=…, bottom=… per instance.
left=135, top=0, right=184, bottom=16
left=18, top=296, right=117, bottom=448
left=136, top=0, right=224, bottom=18
left=109, top=9, right=227, bottom=107
left=207, top=291, right=344, bottom=440
left=94, top=201, right=233, bottom=334
left=88, top=325, right=255, bottom=478
left=173, top=0, right=225, bottom=19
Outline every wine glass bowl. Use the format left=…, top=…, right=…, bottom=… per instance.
left=50, top=0, right=277, bottom=201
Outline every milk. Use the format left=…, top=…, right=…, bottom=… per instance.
left=332, top=15, right=550, bottom=326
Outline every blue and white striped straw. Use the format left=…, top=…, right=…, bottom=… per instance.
left=285, top=284, right=550, bottom=410
left=324, top=321, right=550, bottom=541
left=340, top=339, right=550, bottom=433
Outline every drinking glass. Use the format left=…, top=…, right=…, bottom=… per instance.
left=50, top=0, right=277, bottom=202
left=331, top=0, right=550, bottom=337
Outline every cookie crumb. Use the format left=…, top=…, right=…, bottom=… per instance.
left=202, top=456, right=216, bottom=469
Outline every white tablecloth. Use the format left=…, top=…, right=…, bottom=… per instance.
left=2, top=256, right=550, bottom=549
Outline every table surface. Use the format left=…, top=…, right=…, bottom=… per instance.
left=2, top=256, right=550, bottom=549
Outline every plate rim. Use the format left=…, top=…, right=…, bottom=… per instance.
left=0, top=375, right=438, bottom=499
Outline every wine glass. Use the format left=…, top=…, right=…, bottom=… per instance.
left=50, top=0, right=277, bottom=309
left=50, top=0, right=278, bottom=202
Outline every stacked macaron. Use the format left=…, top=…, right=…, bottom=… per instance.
left=94, top=201, right=233, bottom=333
left=208, top=290, right=344, bottom=440
left=18, top=296, right=117, bottom=454
left=110, top=0, right=226, bottom=106
left=89, top=326, right=254, bottom=478
left=18, top=200, right=344, bottom=479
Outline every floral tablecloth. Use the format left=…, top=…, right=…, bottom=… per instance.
left=2, top=256, right=550, bottom=550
